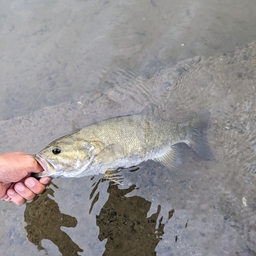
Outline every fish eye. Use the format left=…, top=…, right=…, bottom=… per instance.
left=52, top=147, right=61, bottom=155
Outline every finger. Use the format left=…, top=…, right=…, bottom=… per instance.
left=1, top=194, right=12, bottom=202
left=24, top=177, right=47, bottom=194
left=14, top=182, right=36, bottom=201
left=0, top=183, right=11, bottom=200
left=7, top=188, right=26, bottom=205
left=39, top=177, right=52, bottom=185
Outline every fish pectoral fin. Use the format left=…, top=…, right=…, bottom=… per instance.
left=104, top=169, right=124, bottom=185
left=89, top=141, right=106, bottom=154
left=96, top=144, right=123, bottom=163
left=153, top=145, right=183, bottom=170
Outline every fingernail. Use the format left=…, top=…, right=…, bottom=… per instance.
left=7, top=189, right=15, bottom=196
left=15, top=183, right=25, bottom=192
left=25, top=178, right=35, bottom=188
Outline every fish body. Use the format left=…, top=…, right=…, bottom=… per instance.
left=35, top=114, right=210, bottom=178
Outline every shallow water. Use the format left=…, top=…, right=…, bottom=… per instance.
left=0, top=0, right=256, bottom=255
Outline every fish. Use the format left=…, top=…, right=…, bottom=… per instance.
left=34, top=113, right=211, bottom=179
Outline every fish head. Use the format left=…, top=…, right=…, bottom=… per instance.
left=34, top=135, right=95, bottom=178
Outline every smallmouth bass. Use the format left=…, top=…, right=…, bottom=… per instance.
left=34, top=114, right=210, bottom=179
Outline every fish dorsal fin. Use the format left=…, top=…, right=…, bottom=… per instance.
left=153, top=145, right=182, bottom=170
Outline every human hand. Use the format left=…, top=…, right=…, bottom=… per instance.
left=0, top=152, right=51, bottom=205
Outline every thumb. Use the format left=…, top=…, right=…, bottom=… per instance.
left=30, top=158, right=44, bottom=173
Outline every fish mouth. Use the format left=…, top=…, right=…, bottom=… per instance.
left=33, top=154, right=55, bottom=177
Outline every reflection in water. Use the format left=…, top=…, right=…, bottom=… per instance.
left=24, top=186, right=83, bottom=256
left=96, top=183, right=173, bottom=256
left=23, top=179, right=176, bottom=256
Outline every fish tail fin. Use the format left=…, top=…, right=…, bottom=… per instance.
left=186, top=112, right=211, bottom=160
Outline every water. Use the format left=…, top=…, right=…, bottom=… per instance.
left=0, top=0, right=256, bottom=255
